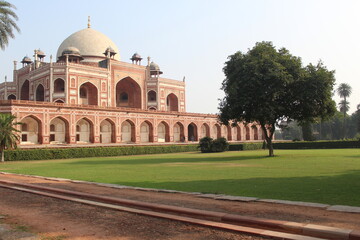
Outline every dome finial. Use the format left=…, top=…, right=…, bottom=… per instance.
left=87, top=16, right=91, bottom=28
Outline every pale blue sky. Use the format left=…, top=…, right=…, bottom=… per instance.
left=1, top=0, right=359, bottom=114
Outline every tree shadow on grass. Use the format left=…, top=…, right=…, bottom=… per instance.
left=113, top=170, right=360, bottom=207
left=67, top=154, right=266, bottom=165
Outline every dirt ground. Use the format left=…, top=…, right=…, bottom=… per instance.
left=0, top=173, right=359, bottom=240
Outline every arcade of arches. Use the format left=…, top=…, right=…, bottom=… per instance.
left=19, top=114, right=265, bottom=145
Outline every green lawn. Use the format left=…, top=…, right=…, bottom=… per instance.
left=1, top=149, right=359, bottom=206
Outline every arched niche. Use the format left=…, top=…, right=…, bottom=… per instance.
left=148, top=90, right=157, bottom=102
left=49, top=117, right=69, bottom=143
left=7, top=94, right=16, bottom=100
left=158, top=121, right=170, bottom=142
left=79, top=82, right=98, bottom=105
left=116, top=77, right=141, bottom=109
left=200, top=123, right=210, bottom=139
left=100, top=119, right=115, bottom=143
left=166, top=93, right=178, bottom=111
left=20, top=115, right=42, bottom=144
left=188, top=122, right=198, bottom=141
left=174, top=122, right=185, bottom=142
left=20, top=80, right=30, bottom=100
left=36, top=84, right=45, bottom=101
left=140, top=121, right=154, bottom=143
left=121, top=120, right=135, bottom=143
left=54, top=78, right=65, bottom=93
left=76, top=118, right=94, bottom=143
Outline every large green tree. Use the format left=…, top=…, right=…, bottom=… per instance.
left=0, top=0, right=20, bottom=50
left=219, top=42, right=336, bottom=156
left=0, top=113, right=20, bottom=162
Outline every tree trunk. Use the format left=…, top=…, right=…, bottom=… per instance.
left=1, top=150, right=4, bottom=163
left=261, top=124, right=275, bottom=157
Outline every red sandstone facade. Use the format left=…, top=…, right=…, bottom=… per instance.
left=0, top=22, right=264, bottom=146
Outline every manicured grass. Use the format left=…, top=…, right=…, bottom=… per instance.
left=1, top=149, right=359, bottom=206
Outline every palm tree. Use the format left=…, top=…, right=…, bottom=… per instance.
left=0, top=114, right=20, bottom=162
left=0, top=0, right=20, bottom=50
left=336, top=83, right=352, bottom=138
left=337, top=83, right=352, bottom=117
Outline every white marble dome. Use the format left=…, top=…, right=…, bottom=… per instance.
left=56, top=27, right=120, bottom=61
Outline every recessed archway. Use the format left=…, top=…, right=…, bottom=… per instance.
left=245, top=125, right=250, bottom=140
left=76, top=118, right=94, bottom=143
left=116, top=77, right=141, bottom=109
left=50, top=117, right=69, bottom=143
left=234, top=125, right=241, bottom=141
left=35, top=84, right=45, bottom=101
left=121, top=120, right=135, bottom=143
left=212, top=124, right=221, bottom=139
left=20, top=80, right=30, bottom=100
left=20, top=115, right=42, bottom=144
left=158, top=121, right=170, bottom=142
left=174, top=122, right=185, bottom=142
left=100, top=119, right=115, bottom=143
left=166, top=93, right=178, bottom=111
left=79, top=82, right=98, bottom=105
left=140, top=121, right=154, bottom=143
left=187, top=122, right=198, bottom=141
left=252, top=125, right=259, bottom=140
left=148, top=90, right=157, bottom=102
left=7, top=94, right=16, bottom=100
left=54, top=78, right=65, bottom=93
left=200, top=123, right=210, bottom=139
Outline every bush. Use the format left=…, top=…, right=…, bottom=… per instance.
left=5, top=144, right=199, bottom=161
left=273, top=140, right=360, bottom=149
left=198, top=137, right=229, bottom=153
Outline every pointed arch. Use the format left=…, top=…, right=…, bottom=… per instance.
left=49, top=116, right=69, bottom=143
left=7, top=94, right=16, bottom=100
left=20, top=80, right=30, bottom=100
left=158, top=121, right=170, bottom=142
left=140, top=120, right=154, bottom=143
left=79, top=82, right=98, bottom=105
left=100, top=118, right=115, bottom=143
left=200, top=123, right=210, bottom=139
left=76, top=118, right=94, bottom=143
left=188, top=122, right=198, bottom=141
left=234, top=125, right=241, bottom=141
left=252, top=125, right=259, bottom=140
left=245, top=125, right=250, bottom=140
left=174, top=122, right=185, bottom=142
left=20, top=115, right=42, bottom=144
left=116, top=77, right=141, bottom=109
left=35, top=84, right=45, bottom=101
left=166, top=93, right=178, bottom=111
left=121, top=119, right=135, bottom=143
left=148, top=90, right=157, bottom=102
left=54, top=78, right=65, bottom=93
left=212, top=124, right=221, bottom=139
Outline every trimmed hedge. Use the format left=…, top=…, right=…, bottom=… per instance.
left=229, top=142, right=264, bottom=151
left=4, top=145, right=199, bottom=161
left=228, top=140, right=360, bottom=151
left=273, top=140, right=360, bottom=149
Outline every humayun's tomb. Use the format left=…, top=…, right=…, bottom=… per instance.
left=0, top=19, right=264, bottom=146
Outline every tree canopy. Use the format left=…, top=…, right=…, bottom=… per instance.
left=219, top=41, right=336, bottom=156
left=0, top=0, right=20, bottom=50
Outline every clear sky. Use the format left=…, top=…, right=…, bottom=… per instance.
left=1, top=0, right=359, bottom=114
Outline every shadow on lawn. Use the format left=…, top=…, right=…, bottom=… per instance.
left=114, top=170, right=360, bottom=207
left=67, top=154, right=266, bottom=165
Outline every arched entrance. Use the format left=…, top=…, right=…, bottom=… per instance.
left=79, top=82, right=98, bottom=105
left=234, top=126, right=241, bottom=141
left=253, top=125, right=259, bottom=140
left=121, top=120, right=135, bottom=143
left=20, top=116, right=42, bottom=144
left=54, top=78, right=65, bottom=93
left=148, top=90, right=156, bottom=102
left=188, top=123, right=198, bottom=141
left=212, top=124, right=221, bottom=139
left=140, top=121, right=154, bottom=143
left=174, top=122, right=184, bottom=142
left=166, top=93, right=178, bottom=111
left=200, top=123, right=210, bottom=139
left=20, top=80, right=29, bottom=100
left=100, top=119, right=115, bottom=143
left=245, top=126, right=250, bottom=140
left=35, top=84, right=45, bottom=101
left=76, top=118, right=94, bottom=143
left=158, top=121, right=170, bottom=142
left=7, top=94, right=16, bottom=100
left=116, top=77, right=141, bottom=108
left=50, top=117, right=69, bottom=143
